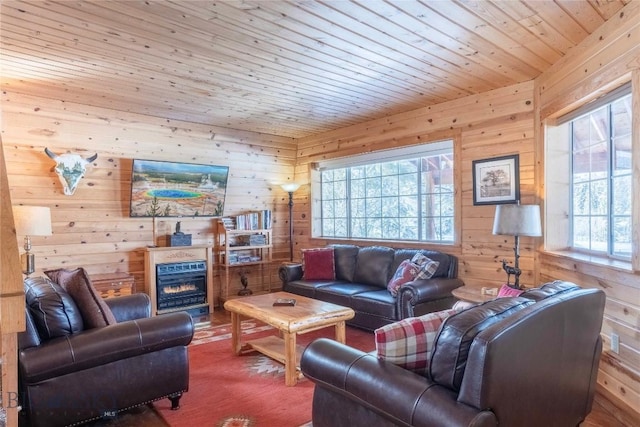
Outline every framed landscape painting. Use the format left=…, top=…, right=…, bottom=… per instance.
left=130, top=159, right=229, bottom=217
left=472, top=154, right=519, bottom=205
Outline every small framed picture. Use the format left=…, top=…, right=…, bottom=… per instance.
left=472, top=154, right=520, bottom=205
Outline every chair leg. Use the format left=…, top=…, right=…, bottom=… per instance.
left=169, top=392, right=183, bottom=410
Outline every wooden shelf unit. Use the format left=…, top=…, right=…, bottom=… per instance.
left=215, top=220, right=272, bottom=302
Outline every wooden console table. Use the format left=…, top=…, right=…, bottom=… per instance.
left=144, top=245, right=214, bottom=316
left=90, top=272, right=135, bottom=299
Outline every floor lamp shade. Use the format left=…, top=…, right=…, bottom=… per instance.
left=12, top=206, right=52, bottom=275
left=280, top=183, right=301, bottom=193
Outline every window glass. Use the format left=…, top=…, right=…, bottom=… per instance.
left=569, top=92, right=632, bottom=258
left=319, top=142, right=454, bottom=243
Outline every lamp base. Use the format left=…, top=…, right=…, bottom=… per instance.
left=22, top=252, right=35, bottom=276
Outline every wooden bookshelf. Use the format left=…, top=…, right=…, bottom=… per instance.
left=215, top=219, right=272, bottom=303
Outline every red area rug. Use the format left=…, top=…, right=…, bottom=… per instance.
left=156, top=320, right=374, bottom=427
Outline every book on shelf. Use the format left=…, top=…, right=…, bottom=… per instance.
left=220, top=217, right=236, bottom=230
left=233, top=210, right=272, bottom=230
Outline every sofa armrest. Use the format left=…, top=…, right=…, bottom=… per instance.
left=20, top=311, right=194, bottom=383
left=278, top=262, right=303, bottom=285
left=397, top=277, right=463, bottom=317
left=400, top=277, right=464, bottom=301
left=300, top=338, right=496, bottom=427
left=104, top=293, right=152, bottom=322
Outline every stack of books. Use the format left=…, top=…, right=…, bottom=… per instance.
left=233, top=210, right=272, bottom=230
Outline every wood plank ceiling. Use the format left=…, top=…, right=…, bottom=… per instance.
left=0, top=0, right=629, bottom=139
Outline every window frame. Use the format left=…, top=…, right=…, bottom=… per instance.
left=310, top=139, right=460, bottom=245
left=545, top=82, right=633, bottom=264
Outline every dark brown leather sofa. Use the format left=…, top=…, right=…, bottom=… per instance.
left=18, top=277, right=194, bottom=427
left=301, top=281, right=605, bottom=427
left=279, top=245, right=463, bottom=330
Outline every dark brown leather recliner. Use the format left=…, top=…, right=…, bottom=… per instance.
left=18, top=276, right=194, bottom=427
left=301, top=281, right=605, bottom=427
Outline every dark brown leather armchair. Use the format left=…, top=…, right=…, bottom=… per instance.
left=19, top=277, right=194, bottom=427
left=301, top=282, right=605, bottom=427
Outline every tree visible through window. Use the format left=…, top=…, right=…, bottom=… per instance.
left=570, top=92, right=632, bottom=258
left=320, top=145, right=454, bottom=243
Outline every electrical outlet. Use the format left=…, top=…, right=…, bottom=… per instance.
left=611, top=333, right=620, bottom=354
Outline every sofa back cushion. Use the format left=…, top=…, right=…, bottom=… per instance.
left=429, top=297, right=534, bottom=391
left=353, top=246, right=395, bottom=288
left=391, top=249, right=454, bottom=279
left=330, top=244, right=360, bottom=282
left=24, top=276, right=84, bottom=340
left=519, top=280, right=580, bottom=301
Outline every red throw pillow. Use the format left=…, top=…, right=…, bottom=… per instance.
left=497, top=283, right=524, bottom=297
left=387, top=260, right=420, bottom=296
left=302, top=248, right=336, bottom=280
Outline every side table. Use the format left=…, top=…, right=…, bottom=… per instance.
left=90, top=272, right=135, bottom=299
left=452, top=286, right=497, bottom=304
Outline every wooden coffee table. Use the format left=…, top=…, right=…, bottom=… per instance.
left=223, top=292, right=355, bottom=386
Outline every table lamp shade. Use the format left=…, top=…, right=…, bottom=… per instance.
left=492, top=204, right=541, bottom=237
left=13, top=206, right=52, bottom=237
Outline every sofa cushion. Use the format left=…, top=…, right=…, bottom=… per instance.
left=24, top=276, right=84, bottom=339
left=430, top=297, right=534, bottom=391
left=302, top=248, right=336, bottom=280
left=353, top=246, right=395, bottom=288
left=351, top=289, right=398, bottom=320
left=45, top=268, right=117, bottom=329
left=330, top=244, right=359, bottom=282
left=284, top=279, right=345, bottom=299
left=375, top=308, right=459, bottom=376
left=387, top=259, right=420, bottom=296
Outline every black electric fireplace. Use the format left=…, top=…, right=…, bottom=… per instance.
left=156, top=261, right=209, bottom=317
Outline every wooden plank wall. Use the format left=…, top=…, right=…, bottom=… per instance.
left=294, top=80, right=537, bottom=289
left=291, top=1, right=640, bottom=418
left=535, top=1, right=640, bottom=418
left=1, top=92, right=297, bottom=302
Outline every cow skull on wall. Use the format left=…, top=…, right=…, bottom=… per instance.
left=44, top=148, right=98, bottom=195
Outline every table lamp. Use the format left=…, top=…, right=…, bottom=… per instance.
left=13, top=205, right=53, bottom=276
left=492, top=203, right=541, bottom=289
left=280, top=183, right=301, bottom=261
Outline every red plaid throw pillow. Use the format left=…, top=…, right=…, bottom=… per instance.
left=374, top=308, right=459, bottom=375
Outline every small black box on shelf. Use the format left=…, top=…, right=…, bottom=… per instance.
left=169, top=233, right=192, bottom=247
